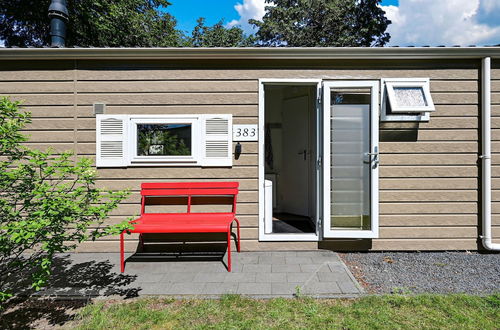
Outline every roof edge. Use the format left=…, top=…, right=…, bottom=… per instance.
left=0, top=47, right=500, bottom=60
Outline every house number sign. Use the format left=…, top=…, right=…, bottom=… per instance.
left=233, top=124, right=258, bottom=141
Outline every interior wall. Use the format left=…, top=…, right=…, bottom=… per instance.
left=264, top=85, right=316, bottom=219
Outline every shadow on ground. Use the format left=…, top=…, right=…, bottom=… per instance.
left=1, top=254, right=138, bottom=329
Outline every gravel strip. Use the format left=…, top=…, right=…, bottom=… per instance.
left=339, top=252, right=500, bottom=294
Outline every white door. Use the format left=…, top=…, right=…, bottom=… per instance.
left=322, top=81, right=379, bottom=238
left=281, top=96, right=310, bottom=216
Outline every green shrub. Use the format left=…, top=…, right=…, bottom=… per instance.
left=0, top=97, right=131, bottom=301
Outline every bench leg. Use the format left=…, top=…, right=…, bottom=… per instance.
left=227, top=229, right=231, bottom=272
left=234, top=218, right=241, bottom=252
left=139, top=233, right=144, bottom=252
left=120, top=232, right=125, bottom=273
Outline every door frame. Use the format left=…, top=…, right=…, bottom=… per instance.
left=258, top=79, right=322, bottom=241
left=322, top=81, right=380, bottom=239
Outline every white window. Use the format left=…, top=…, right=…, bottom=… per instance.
left=381, top=78, right=435, bottom=122
left=130, top=116, right=200, bottom=165
left=96, top=114, right=232, bottom=167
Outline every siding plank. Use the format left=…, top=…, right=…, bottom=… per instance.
left=76, top=93, right=258, bottom=105
left=76, top=105, right=258, bottom=118
left=77, top=80, right=257, bottom=93
left=380, top=178, right=477, bottom=190
left=77, top=69, right=479, bottom=81
left=380, top=154, right=477, bottom=165
left=381, top=190, right=477, bottom=202
left=380, top=202, right=477, bottom=214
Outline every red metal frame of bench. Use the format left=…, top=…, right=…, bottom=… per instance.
left=120, top=182, right=241, bottom=272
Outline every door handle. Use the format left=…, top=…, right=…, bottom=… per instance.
left=365, top=147, right=379, bottom=165
left=298, top=149, right=307, bottom=160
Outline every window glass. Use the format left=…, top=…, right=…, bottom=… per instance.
left=393, top=87, right=427, bottom=107
left=330, top=89, right=371, bottom=231
left=137, top=123, right=191, bottom=156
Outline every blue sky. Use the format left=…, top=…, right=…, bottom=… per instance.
left=167, top=0, right=399, bottom=34
left=166, top=0, right=500, bottom=46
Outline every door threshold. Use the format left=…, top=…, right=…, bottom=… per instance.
left=260, top=233, right=319, bottom=242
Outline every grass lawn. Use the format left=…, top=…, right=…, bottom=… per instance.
left=71, top=294, right=500, bottom=329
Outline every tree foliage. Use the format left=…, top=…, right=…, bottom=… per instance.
left=0, top=0, right=182, bottom=47
left=188, top=18, right=255, bottom=47
left=250, top=0, right=391, bottom=47
left=0, top=97, right=131, bottom=301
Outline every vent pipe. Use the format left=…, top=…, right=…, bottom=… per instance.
left=48, top=0, right=69, bottom=48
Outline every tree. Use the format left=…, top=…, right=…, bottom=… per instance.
left=187, top=18, right=255, bottom=47
left=250, top=0, right=391, bottom=47
left=0, top=0, right=182, bottom=47
left=0, top=97, right=131, bottom=301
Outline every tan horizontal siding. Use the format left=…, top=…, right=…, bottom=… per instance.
left=380, top=142, right=477, bottom=153
left=432, top=105, right=477, bottom=117
left=379, top=202, right=477, bottom=214
left=76, top=105, right=258, bottom=118
left=76, top=80, right=257, bottom=93
left=379, top=166, right=477, bottom=178
left=380, top=215, right=478, bottom=226
left=380, top=227, right=477, bottom=239
left=76, top=92, right=258, bottom=106
left=371, top=239, right=478, bottom=251
left=77, top=68, right=479, bottom=81
left=0, top=81, right=75, bottom=93
left=381, top=117, right=478, bottom=129
left=380, top=178, right=477, bottom=190
left=416, top=130, right=478, bottom=141
left=380, top=190, right=477, bottom=202
left=0, top=59, right=485, bottom=252
left=380, top=154, right=477, bottom=165
left=21, top=106, right=75, bottom=118
left=1, top=94, right=74, bottom=106
left=95, top=178, right=259, bottom=191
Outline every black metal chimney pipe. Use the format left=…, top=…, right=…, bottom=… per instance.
left=48, top=0, right=69, bottom=48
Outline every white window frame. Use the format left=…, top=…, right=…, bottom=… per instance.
left=129, top=115, right=201, bottom=165
left=381, top=78, right=434, bottom=122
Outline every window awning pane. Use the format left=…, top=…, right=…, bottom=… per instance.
left=393, top=87, right=427, bottom=107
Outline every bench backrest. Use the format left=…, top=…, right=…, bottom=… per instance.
left=140, top=182, right=239, bottom=215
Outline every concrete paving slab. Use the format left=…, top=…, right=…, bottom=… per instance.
left=243, top=264, right=272, bottom=273
left=258, top=256, right=286, bottom=264
left=162, top=272, right=196, bottom=283
left=15, top=251, right=362, bottom=298
left=192, top=272, right=228, bottom=283
left=271, top=264, right=302, bottom=273
left=237, top=283, right=271, bottom=295
left=202, top=283, right=239, bottom=295
left=256, top=273, right=287, bottom=283
left=271, top=283, right=303, bottom=295
left=285, top=256, right=313, bottom=264
left=224, top=273, right=257, bottom=283
left=287, top=272, right=316, bottom=283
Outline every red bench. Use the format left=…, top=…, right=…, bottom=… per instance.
left=120, top=182, right=241, bottom=272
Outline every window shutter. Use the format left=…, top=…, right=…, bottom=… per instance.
left=96, top=115, right=128, bottom=167
left=201, top=114, right=232, bottom=167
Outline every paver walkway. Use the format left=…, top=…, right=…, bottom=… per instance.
left=31, top=251, right=363, bottom=298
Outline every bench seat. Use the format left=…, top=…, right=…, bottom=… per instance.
left=130, top=213, right=237, bottom=233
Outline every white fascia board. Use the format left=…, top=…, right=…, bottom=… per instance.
left=1, top=47, right=500, bottom=61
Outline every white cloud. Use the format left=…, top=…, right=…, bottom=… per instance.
left=227, top=0, right=268, bottom=34
left=382, top=0, right=500, bottom=46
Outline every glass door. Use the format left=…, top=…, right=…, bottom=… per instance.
left=322, top=81, right=379, bottom=238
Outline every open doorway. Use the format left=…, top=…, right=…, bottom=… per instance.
left=263, top=84, right=318, bottom=236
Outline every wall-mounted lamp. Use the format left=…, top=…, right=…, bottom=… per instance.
left=235, top=142, right=242, bottom=160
